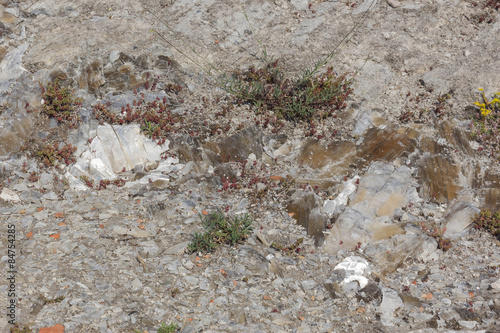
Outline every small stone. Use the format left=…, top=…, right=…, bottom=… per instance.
left=164, top=241, right=189, bottom=255
left=491, top=278, right=500, bottom=290
left=131, top=278, right=143, bottom=289
left=272, top=315, right=294, bottom=326
left=458, top=321, right=477, bottom=329
left=301, top=279, right=317, bottom=291
left=185, top=276, right=199, bottom=285
left=95, top=280, right=110, bottom=292
left=0, top=188, right=20, bottom=202
left=386, top=0, right=401, bottom=8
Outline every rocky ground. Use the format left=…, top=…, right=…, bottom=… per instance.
left=1, top=0, right=500, bottom=332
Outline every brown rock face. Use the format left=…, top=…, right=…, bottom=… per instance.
left=439, top=120, right=474, bottom=156
left=356, top=126, right=418, bottom=167
left=299, top=139, right=356, bottom=176
left=0, top=112, right=35, bottom=156
left=209, top=126, right=264, bottom=162
left=288, top=191, right=326, bottom=246
left=478, top=170, right=500, bottom=212
left=417, top=155, right=460, bottom=204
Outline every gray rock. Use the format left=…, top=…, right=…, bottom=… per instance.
left=0, top=43, right=28, bottom=96
left=443, top=202, right=480, bottom=239
left=379, top=287, right=403, bottom=326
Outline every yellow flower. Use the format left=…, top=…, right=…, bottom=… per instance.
left=474, top=101, right=486, bottom=107
left=491, top=98, right=500, bottom=105
left=478, top=88, right=484, bottom=91
left=481, top=108, right=492, bottom=117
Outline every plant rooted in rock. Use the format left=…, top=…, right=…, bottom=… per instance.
left=9, top=323, right=32, bottom=333
left=471, top=88, right=500, bottom=159
left=420, top=222, right=452, bottom=251
left=188, top=211, right=253, bottom=254
left=35, top=143, right=77, bottom=167
left=473, top=209, right=500, bottom=240
left=226, top=61, right=354, bottom=121
left=134, top=322, right=179, bottom=333
left=40, top=78, right=82, bottom=128
left=271, top=237, right=304, bottom=254
left=145, top=1, right=375, bottom=121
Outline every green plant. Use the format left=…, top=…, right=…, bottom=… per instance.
left=157, top=322, right=179, bottom=333
left=144, top=1, right=375, bottom=121
left=470, top=88, right=500, bottom=159
left=9, top=323, right=32, bottom=333
left=38, top=294, right=65, bottom=305
left=35, top=143, right=77, bottom=167
left=141, top=119, right=160, bottom=137
left=92, top=99, right=175, bottom=145
left=40, top=78, right=82, bottom=128
left=226, top=61, right=354, bottom=120
left=271, top=237, right=304, bottom=254
left=420, top=222, right=452, bottom=251
left=473, top=209, right=500, bottom=240
left=188, top=211, right=253, bottom=253
left=134, top=322, right=179, bottom=333
left=28, top=171, right=40, bottom=182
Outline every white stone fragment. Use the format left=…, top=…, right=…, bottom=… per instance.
left=333, top=256, right=371, bottom=288
left=323, top=176, right=358, bottom=217
left=0, top=188, right=20, bottom=202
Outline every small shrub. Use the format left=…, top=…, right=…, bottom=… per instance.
left=38, top=294, right=65, bottom=305
left=134, top=322, right=179, bottom=333
left=420, top=222, right=452, bottom=251
left=28, top=171, right=40, bottom=182
left=473, top=209, right=500, bottom=240
left=473, top=0, right=500, bottom=24
left=271, top=237, right=304, bottom=254
left=40, top=78, right=82, bottom=128
left=79, top=176, right=126, bottom=190
left=9, top=323, right=32, bottom=333
left=157, top=322, right=179, bottom=333
left=187, top=211, right=253, bottom=253
left=225, top=60, right=354, bottom=121
left=470, top=88, right=500, bottom=159
left=35, top=143, right=77, bottom=167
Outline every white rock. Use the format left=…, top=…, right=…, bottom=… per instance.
left=73, top=124, right=170, bottom=181
left=333, top=256, right=371, bottom=288
left=443, top=202, right=480, bottom=239
left=491, top=278, right=500, bottom=290
left=109, top=50, right=120, bottom=63
left=323, top=176, right=359, bottom=217
left=379, top=287, right=403, bottom=326
left=0, top=188, right=20, bottom=202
